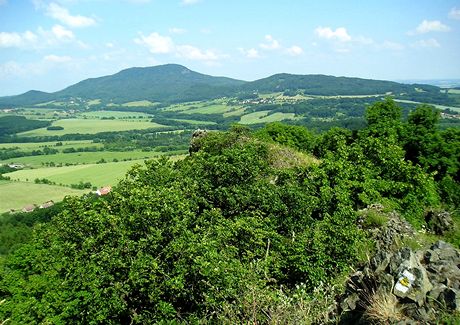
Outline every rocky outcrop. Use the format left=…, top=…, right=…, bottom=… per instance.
left=189, top=129, right=208, bottom=155
left=339, top=241, right=460, bottom=323
left=425, top=210, right=454, bottom=235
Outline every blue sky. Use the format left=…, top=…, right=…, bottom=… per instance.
left=0, top=0, right=459, bottom=96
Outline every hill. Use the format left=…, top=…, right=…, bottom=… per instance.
left=0, top=64, right=453, bottom=107
left=0, top=64, right=245, bottom=106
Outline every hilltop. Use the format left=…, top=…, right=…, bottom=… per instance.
left=0, top=64, right=453, bottom=107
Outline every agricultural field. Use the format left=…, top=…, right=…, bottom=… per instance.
left=0, top=140, right=101, bottom=151
left=239, top=111, right=296, bottom=124
left=0, top=149, right=185, bottom=168
left=79, top=111, right=153, bottom=119
left=5, top=160, right=144, bottom=188
left=0, top=181, right=85, bottom=213
left=121, top=100, right=157, bottom=107
left=18, top=118, right=165, bottom=136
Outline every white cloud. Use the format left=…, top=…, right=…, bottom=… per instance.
left=260, top=34, right=280, bottom=50
left=134, top=32, right=174, bottom=54
left=449, top=7, right=460, bottom=20
left=380, top=40, right=404, bottom=51
left=46, top=2, right=96, bottom=28
left=181, top=0, right=200, bottom=5
left=51, top=25, right=74, bottom=40
left=315, top=26, right=351, bottom=42
left=411, top=20, right=450, bottom=34
left=411, top=38, right=440, bottom=48
left=286, top=45, right=303, bottom=56
left=0, top=31, right=37, bottom=48
left=239, top=48, right=260, bottom=59
left=169, top=27, right=187, bottom=34
left=44, top=54, right=72, bottom=63
left=176, top=45, right=219, bottom=61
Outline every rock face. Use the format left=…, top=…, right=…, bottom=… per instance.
left=338, top=206, right=460, bottom=323
left=425, top=210, right=454, bottom=235
left=189, top=129, right=208, bottom=155
left=339, top=241, right=460, bottom=323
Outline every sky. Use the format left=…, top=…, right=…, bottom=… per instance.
left=0, top=0, right=460, bottom=96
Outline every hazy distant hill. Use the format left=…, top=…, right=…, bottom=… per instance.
left=241, top=73, right=438, bottom=96
left=0, top=64, right=453, bottom=107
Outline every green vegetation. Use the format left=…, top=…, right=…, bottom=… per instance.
left=0, top=116, right=50, bottom=136
left=0, top=99, right=458, bottom=323
left=239, top=111, right=296, bottom=124
left=18, top=118, right=165, bottom=136
left=0, top=181, right=84, bottom=213
left=5, top=159, right=151, bottom=188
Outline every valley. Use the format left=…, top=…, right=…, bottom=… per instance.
left=1, top=65, right=459, bottom=213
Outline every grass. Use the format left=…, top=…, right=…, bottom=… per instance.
left=239, top=111, right=296, bottom=124
left=87, top=99, right=101, bottom=106
left=5, top=160, right=144, bottom=188
left=0, top=150, right=186, bottom=168
left=171, top=119, right=217, bottom=125
left=0, top=181, right=85, bottom=213
left=121, top=100, right=157, bottom=107
left=79, top=111, right=152, bottom=119
left=18, top=118, right=166, bottom=136
left=184, top=104, right=232, bottom=115
left=0, top=140, right=101, bottom=151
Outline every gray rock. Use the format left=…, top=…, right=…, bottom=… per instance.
left=340, top=292, right=360, bottom=311
left=439, top=288, right=460, bottom=311
left=427, top=284, right=448, bottom=303
left=425, top=210, right=454, bottom=235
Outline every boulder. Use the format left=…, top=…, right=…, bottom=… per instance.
left=425, top=210, right=454, bottom=235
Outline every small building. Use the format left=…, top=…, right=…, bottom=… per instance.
left=39, top=200, right=54, bottom=209
left=96, top=186, right=112, bottom=196
left=8, top=163, right=24, bottom=169
left=22, top=204, right=36, bottom=213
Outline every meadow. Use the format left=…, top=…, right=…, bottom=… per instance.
left=239, top=111, right=296, bottom=124
left=0, top=140, right=101, bottom=151
left=0, top=149, right=185, bottom=168
left=0, top=181, right=85, bottom=213
left=18, top=118, right=166, bottom=136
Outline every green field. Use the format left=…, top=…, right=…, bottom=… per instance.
left=184, top=104, right=233, bottom=115
left=5, top=154, right=187, bottom=188
left=0, top=140, right=101, bottom=150
left=0, top=150, right=185, bottom=168
left=79, top=111, right=152, bottom=119
left=171, top=119, right=217, bottom=125
left=121, top=100, right=157, bottom=107
left=0, top=181, right=85, bottom=213
left=18, top=118, right=166, bottom=136
left=5, top=160, right=144, bottom=187
left=239, top=111, right=296, bottom=124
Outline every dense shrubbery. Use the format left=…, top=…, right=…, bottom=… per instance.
left=0, top=99, right=458, bottom=323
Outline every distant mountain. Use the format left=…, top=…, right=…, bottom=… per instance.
left=0, top=64, right=245, bottom=106
left=0, top=64, right=452, bottom=107
left=241, top=73, right=437, bottom=96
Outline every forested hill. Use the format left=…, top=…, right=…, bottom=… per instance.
left=0, top=64, right=452, bottom=106
left=241, top=73, right=437, bottom=95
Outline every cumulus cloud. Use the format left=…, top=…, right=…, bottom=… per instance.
left=238, top=48, right=260, bottom=59
left=449, top=7, right=460, bottom=20
left=260, top=34, right=280, bottom=50
left=410, top=20, right=450, bottom=34
left=51, top=25, right=74, bottom=40
left=315, top=26, right=351, bottom=42
left=135, top=31, right=224, bottom=63
left=44, top=54, right=72, bottom=63
left=176, top=45, right=219, bottom=61
left=0, top=31, right=37, bottom=48
left=286, top=45, right=303, bottom=56
left=46, top=2, right=96, bottom=28
left=134, top=32, right=174, bottom=54
left=411, top=38, right=440, bottom=48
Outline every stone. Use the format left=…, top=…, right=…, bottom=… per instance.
left=189, top=129, right=208, bottom=155
left=425, top=210, right=453, bottom=235
left=427, top=284, right=448, bottom=303
left=439, top=288, right=460, bottom=311
left=340, top=292, right=360, bottom=311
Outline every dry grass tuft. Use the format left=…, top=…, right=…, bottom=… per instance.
left=362, top=289, right=405, bottom=324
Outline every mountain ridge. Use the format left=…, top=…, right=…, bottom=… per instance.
left=0, top=63, right=450, bottom=107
